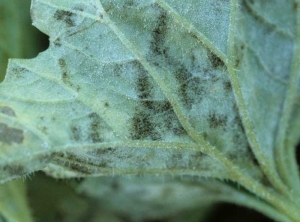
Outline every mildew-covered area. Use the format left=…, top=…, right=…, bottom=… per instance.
left=235, top=0, right=296, bottom=159
left=48, top=146, right=228, bottom=178
left=2, top=0, right=285, bottom=184
left=70, top=112, right=115, bottom=143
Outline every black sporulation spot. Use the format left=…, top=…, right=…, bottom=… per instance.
left=58, top=58, right=81, bottom=92
left=53, top=154, right=100, bottom=174
left=62, top=71, right=68, bottom=82
left=11, top=67, right=26, bottom=74
left=71, top=126, right=81, bottom=141
left=88, top=113, right=103, bottom=143
left=246, top=144, right=259, bottom=166
left=207, top=51, right=225, bottom=68
left=131, top=110, right=161, bottom=140
left=174, top=66, right=203, bottom=109
left=172, top=125, right=186, bottom=136
left=53, top=38, right=62, bottom=47
left=54, top=10, right=76, bottom=27
left=223, top=81, right=232, bottom=92
left=151, top=7, right=168, bottom=55
left=0, top=106, right=16, bottom=117
left=208, top=113, right=227, bottom=129
left=11, top=67, right=26, bottom=78
left=234, top=43, right=245, bottom=68
left=2, top=164, right=26, bottom=175
left=136, top=72, right=152, bottom=99
left=67, top=163, right=93, bottom=175
left=58, top=58, right=66, bottom=68
left=0, top=123, right=24, bottom=145
left=104, top=102, right=109, bottom=107
left=202, top=132, right=208, bottom=139
left=94, top=147, right=116, bottom=156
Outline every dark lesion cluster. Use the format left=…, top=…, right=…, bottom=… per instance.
left=70, top=112, right=105, bottom=143
left=207, top=50, right=225, bottom=68
left=53, top=147, right=120, bottom=175
left=54, top=9, right=76, bottom=27
left=58, top=58, right=81, bottom=92
left=208, top=113, right=227, bottom=129
left=130, top=62, right=186, bottom=140
left=174, top=66, right=204, bottom=110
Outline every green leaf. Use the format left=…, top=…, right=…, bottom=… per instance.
left=0, top=0, right=299, bottom=221
left=0, top=179, right=33, bottom=222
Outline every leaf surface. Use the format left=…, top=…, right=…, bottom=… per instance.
left=0, top=0, right=299, bottom=201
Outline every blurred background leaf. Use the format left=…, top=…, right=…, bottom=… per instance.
left=0, top=0, right=47, bottom=82
left=0, top=179, right=33, bottom=222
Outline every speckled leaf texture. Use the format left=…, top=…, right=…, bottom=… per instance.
left=0, top=0, right=300, bottom=221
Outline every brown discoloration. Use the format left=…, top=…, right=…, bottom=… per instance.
left=0, top=123, right=24, bottom=145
